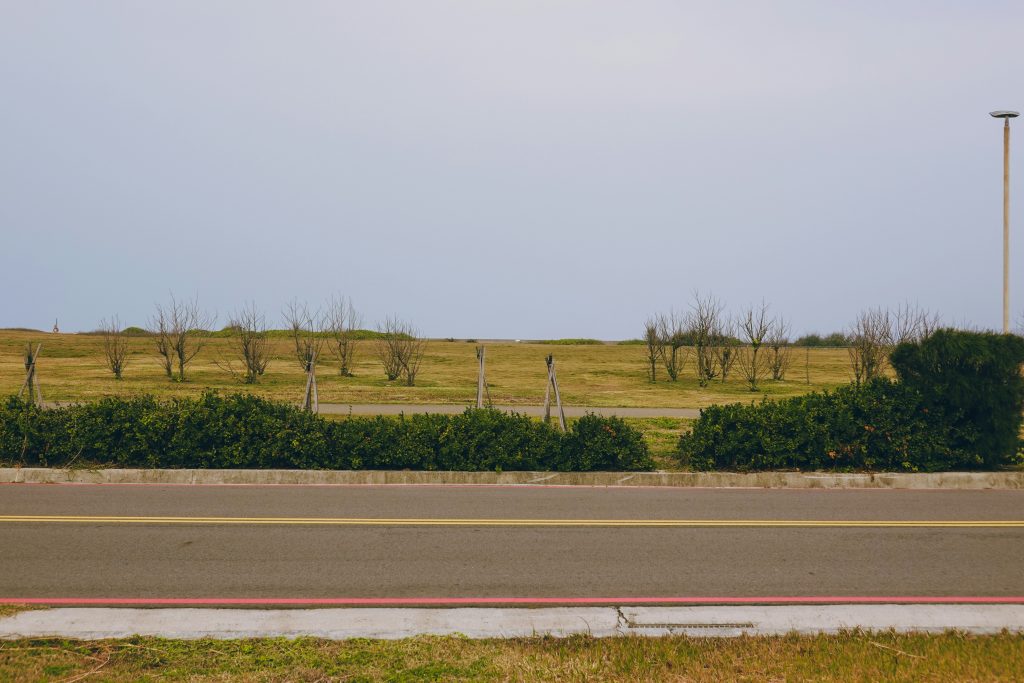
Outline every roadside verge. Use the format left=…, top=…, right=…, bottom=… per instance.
left=2, top=467, right=1022, bottom=489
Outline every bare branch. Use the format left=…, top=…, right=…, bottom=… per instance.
left=736, top=302, right=772, bottom=391
left=767, top=318, right=794, bottom=381
left=375, top=316, right=426, bottom=386
left=848, top=307, right=890, bottom=386
left=657, top=311, right=689, bottom=382
left=283, top=299, right=325, bottom=372
left=149, top=294, right=214, bottom=382
left=99, top=316, right=130, bottom=380
left=325, top=295, right=362, bottom=377
left=689, top=291, right=724, bottom=387
left=218, top=303, right=270, bottom=384
left=642, top=316, right=663, bottom=383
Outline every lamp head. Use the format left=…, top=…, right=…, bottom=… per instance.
left=990, top=110, right=1020, bottom=119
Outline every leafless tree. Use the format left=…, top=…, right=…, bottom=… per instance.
left=848, top=307, right=891, bottom=386
left=400, top=326, right=428, bottom=387
left=736, top=303, right=772, bottom=391
left=99, top=316, right=130, bottom=380
left=689, top=291, right=724, bottom=387
left=376, top=317, right=405, bottom=381
left=283, top=299, right=325, bottom=373
left=658, top=311, right=689, bottom=382
left=326, top=295, right=363, bottom=377
left=376, top=316, right=427, bottom=386
left=218, top=303, right=270, bottom=384
left=150, top=310, right=174, bottom=379
left=891, top=302, right=940, bottom=345
left=712, top=317, right=739, bottom=382
left=642, top=316, right=664, bottom=382
left=847, top=304, right=940, bottom=385
left=767, top=318, right=794, bottom=381
left=149, top=294, right=215, bottom=382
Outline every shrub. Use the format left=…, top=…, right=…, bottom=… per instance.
left=535, top=338, right=604, bottom=345
left=558, top=414, right=652, bottom=471
left=793, top=332, right=849, bottom=347
left=679, top=330, right=1024, bottom=472
left=678, top=380, right=953, bottom=472
left=890, top=329, right=1024, bottom=468
left=0, top=392, right=652, bottom=472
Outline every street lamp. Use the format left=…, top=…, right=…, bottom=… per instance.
left=991, top=110, right=1018, bottom=333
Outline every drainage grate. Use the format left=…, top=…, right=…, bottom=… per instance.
left=626, top=622, right=756, bottom=630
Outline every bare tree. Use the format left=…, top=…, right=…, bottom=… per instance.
left=711, top=317, right=739, bottom=382
left=848, top=307, right=891, bottom=386
left=376, top=316, right=405, bottom=381
left=284, top=300, right=325, bottom=411
left=326, top=295, right=363, bottom=377
left=689, top=292, right=724, bottom=387
left=642, top=316, right=663, bottom=382
left=149, top=294, right=214, bottom=382
left=736, top=303, right=772, bottom=391
left=99, top=316, right=130, bottom=380
left=376, top=316, right=427, bottom=386
left=284, top=299, right=325, bottom=372
left=891, top=302, right=940, bottom=345
left=847, top=304, right=940, bottom=386
left=767, top=318, right=794, bottom=381
left=658, top=311, right=689, bottom=382
left=218, top=303, right=270, bottom=384
left=150, top=309, right=174, bottom=379
left=400, top=325, right=428, bottom=387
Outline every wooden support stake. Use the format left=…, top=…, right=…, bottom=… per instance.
left=476, top=345, right=486, bottom=408
left=301, top=350, right=319, bottom=413
left=18, top=343, right=44, bottom=407
left=543, top=354, right=566, bottom=432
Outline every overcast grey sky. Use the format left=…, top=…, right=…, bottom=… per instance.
left=1, top=1, right=1020, bottom=338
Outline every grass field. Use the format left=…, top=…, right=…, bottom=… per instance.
left=0, top=632, right=1019, bottom=681
left=0, top=330, right=854, bottom=408
left=0, top=330, right=856, bottom=468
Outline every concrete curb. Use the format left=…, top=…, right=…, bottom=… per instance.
left=1, top=467, right=1022, bottom=489
left=2, top=605, right=1023, bottom=639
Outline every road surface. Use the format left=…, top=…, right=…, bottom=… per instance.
left=1, top=484, right=1022, bottom=605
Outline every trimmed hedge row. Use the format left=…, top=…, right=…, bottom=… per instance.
left=0, top=392, right=652, bottom=472
left=678, top=380, right=955, bottom=471
left=679, top=330, right=1024, bottom=472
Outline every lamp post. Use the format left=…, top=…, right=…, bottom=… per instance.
left=991, top=110, right=1019, bottom=333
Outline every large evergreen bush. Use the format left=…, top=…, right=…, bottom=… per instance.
left=890, top=329, right=1024, bottom=468
left=679, top=330, right=1024, bottom=472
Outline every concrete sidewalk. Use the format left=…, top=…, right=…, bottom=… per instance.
left=2, top=605, right=1022, bottom=639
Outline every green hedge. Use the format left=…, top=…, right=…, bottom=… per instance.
left=890, top=329, right=1024, bottom=469
left=0, top=392, right=652, bottom=472
left=679, top=330, right=1024, bottom=472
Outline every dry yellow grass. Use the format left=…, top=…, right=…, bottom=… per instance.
left=0, top=330, right=855, bottom=408
left=0, top=633, right=1020, bottom=681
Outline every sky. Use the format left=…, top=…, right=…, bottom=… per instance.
left=1, top=1, right=1021, bottom=339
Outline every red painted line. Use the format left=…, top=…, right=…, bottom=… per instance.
left=3, top=596, right=1024, bottom=606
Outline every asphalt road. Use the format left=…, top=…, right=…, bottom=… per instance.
left=1, top=485, right=1022, bottom=604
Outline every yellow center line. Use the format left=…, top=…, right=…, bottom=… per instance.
left=0, top=515, right=1022, bottom=528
